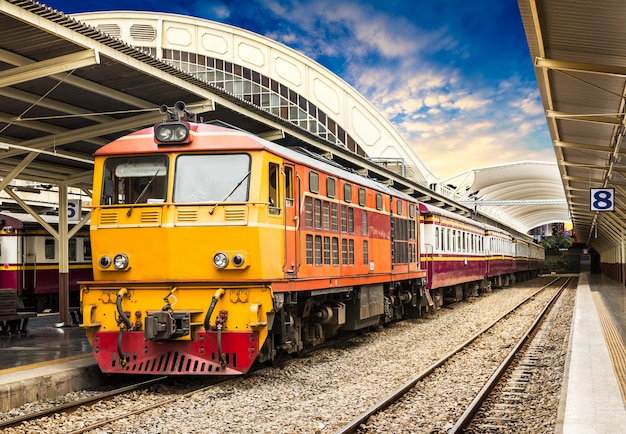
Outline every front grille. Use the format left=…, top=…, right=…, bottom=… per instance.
left=114, top=351, right=236, bottom=374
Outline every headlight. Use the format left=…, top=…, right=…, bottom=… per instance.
left=154, top=122, right=190, bottom=143
left=99, top=256, right=112, bottom=268
left=213, top=252, right=229, bottom=269
left=113, top=254, right=129, bottom=270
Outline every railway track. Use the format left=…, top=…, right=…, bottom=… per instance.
left=0, top=376, right=223, bottom=433
left=336, top=276, right=572, bottom=434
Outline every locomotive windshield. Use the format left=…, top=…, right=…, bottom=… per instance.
left=173, top=154, right=250, bottom=203
left=101, top=156, right=168, bottom=205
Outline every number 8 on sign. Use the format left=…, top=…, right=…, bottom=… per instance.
left=590, top=188, right=614, bottom=211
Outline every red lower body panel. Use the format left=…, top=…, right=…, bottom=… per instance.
left=92, top=330, right=259, bottom=375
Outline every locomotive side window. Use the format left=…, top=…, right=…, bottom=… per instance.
left=174, top=154, right=250, bottom=203
left=309, top=171, right=319, bottom=193
left=102, top=156, right=168, bottom=205
left=362, top=210, right=368, bottom=235
left=363, top=240, right=369, bottom=265
left=327, top=178, right=336, bottom=198
left=331, top=203, right=338, bottom=231
left=358, top=188, right=366, bottom=206
left=304, top=197, right=313, bottom=227
left=344, top=183, right=352, bottom=202
left=332, top=237, right=339, bottom=265
left=376, top=193, right=383, bottom=210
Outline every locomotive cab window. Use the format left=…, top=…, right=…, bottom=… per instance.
left=102, top=156, right=168, bottom=205
left=174, top=154, right=250, bottom=203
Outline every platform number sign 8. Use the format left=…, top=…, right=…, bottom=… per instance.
left=590, top=188, right=615, bottom=212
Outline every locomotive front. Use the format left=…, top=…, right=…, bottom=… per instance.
left=81, top=106, right=280, bottom=374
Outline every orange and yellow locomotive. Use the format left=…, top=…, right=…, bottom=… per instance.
left=80, top=103, right=428, bottom=375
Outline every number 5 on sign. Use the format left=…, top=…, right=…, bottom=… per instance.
left=590, top=188, right=614, bottom=212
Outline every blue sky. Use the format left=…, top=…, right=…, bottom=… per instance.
left=46, top=0, right=553, bottom=180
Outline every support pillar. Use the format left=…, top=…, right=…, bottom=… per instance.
left=58, top=185, right=70, bottom=325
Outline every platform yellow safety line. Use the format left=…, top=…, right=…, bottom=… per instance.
left=0, top=353, right=92, bottom=375
left=591, top=291, right=626, bottom=405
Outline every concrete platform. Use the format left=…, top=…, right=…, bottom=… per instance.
left=558, top=273, right=626, bottom=433
left=0, top=313, right=99, bottom=411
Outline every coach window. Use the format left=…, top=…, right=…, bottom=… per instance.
left=435, top=227, right=440, bottom=251
left=309, top=171, right=319, bottom=193
left=69, top=238, right=77, bottom=262
left=45, top=239, right=55, bottom=260
left=358, top=188, right=366, bottom=206
left=344, top=183, right=352, bottom=202
left=376, top=193, right=383, bottom=210
left=327, top=178, right=336, bottom=198
left=269, top=162, right=280, bottom=214
left=84, top=239, right=92, bottom=261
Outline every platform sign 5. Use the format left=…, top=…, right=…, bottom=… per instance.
left=590, top=188, right=614, bottom=212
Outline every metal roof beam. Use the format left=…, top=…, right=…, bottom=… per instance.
left=554, top=140, right=611, bottom=152
left=536, top=57, right=626, bottom=77
left=546, top=110, right=622, bottom=125
left=0, top=49, right=100, bottom=88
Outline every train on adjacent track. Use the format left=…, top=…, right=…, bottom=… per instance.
left=80, top=103, right=544, bottom=375
left=0, top=213, right=92, bottom=311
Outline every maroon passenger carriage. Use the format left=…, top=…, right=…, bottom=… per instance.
left=418, top=203, right=543, bottom=307
left=0, top=213, right=92, bottom=311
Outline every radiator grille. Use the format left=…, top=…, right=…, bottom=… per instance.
left=177, top=209, right=198, bottom=222
left=99, top=210, right=118, bottom=224
left=225, top=207, right=246, bottom=221
left=140, top=209, right=161, bottom=223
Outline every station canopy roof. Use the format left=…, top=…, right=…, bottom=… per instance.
left=0, top=0, right=474, bottom=218
left=0, top=0, right=572, bottom=241
left=519, top=0, right=626, bottom=253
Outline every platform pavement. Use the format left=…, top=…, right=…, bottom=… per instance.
left=558, top=272, right=626, bottom=433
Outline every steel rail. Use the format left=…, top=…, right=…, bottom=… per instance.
left=335, top=276, right=568, bottom=434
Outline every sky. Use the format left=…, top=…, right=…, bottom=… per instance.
left=45, top=0, right=554, bottom=181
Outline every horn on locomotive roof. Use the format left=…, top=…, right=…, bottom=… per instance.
left=158, top=101, right=196, bottom=122
left=174, top=101, right=197, bottom=122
